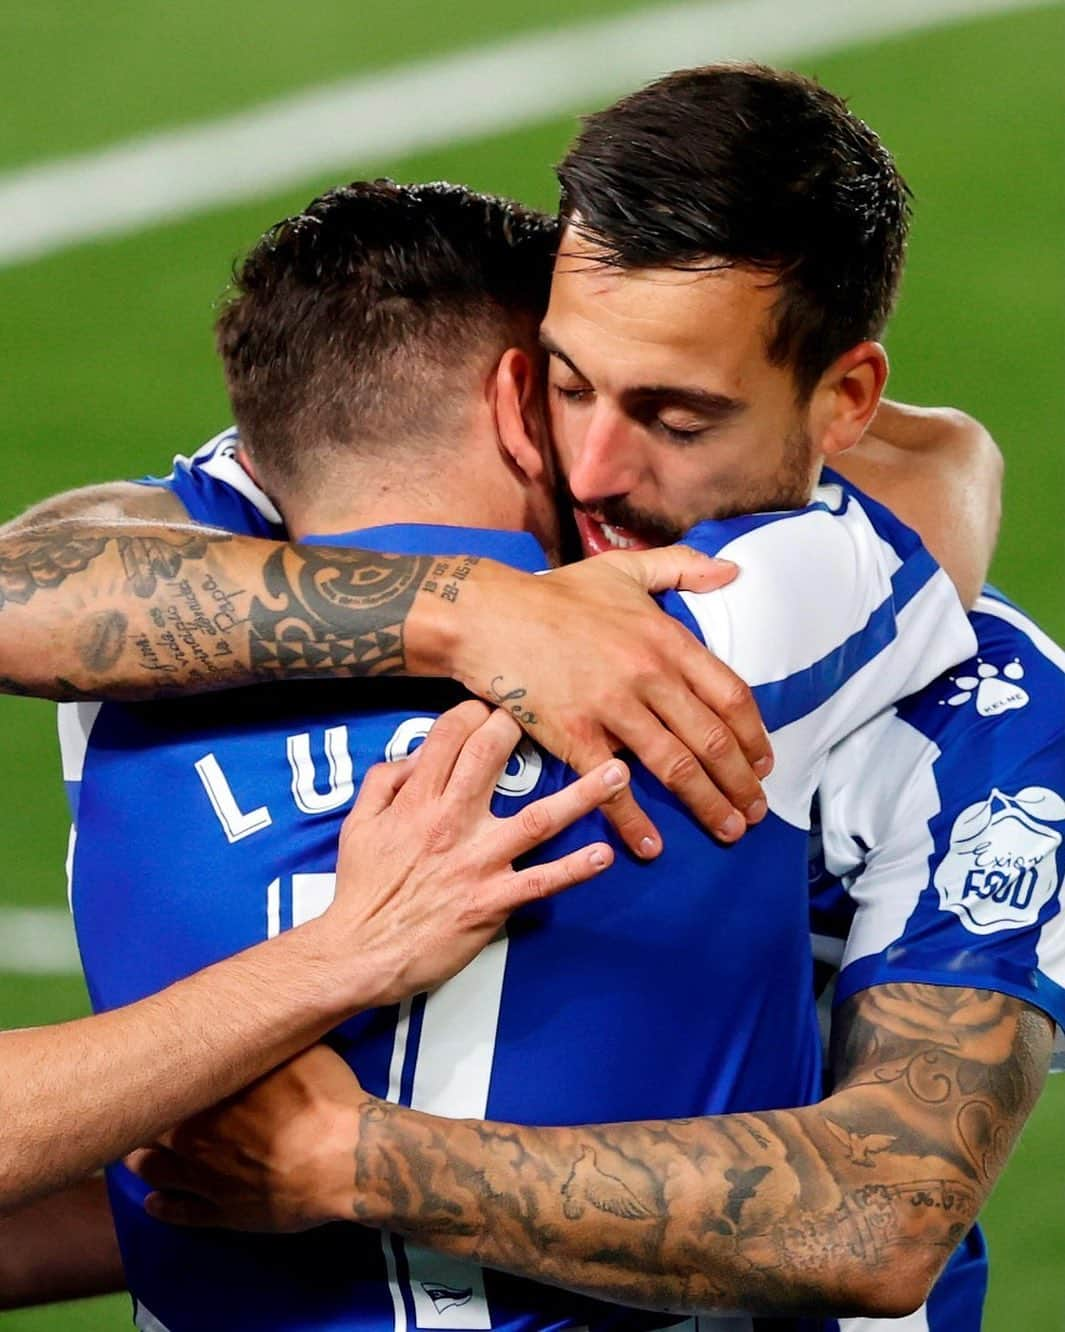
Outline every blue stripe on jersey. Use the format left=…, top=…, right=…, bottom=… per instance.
left=675, top=509, right=941, bottom=735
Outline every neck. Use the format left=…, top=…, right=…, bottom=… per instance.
left=280, top=460, right=558, bottom=564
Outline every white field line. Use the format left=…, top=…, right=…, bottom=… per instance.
left=0, top=0, right=1055, bottom=269
left=0, top=906, right=79, bottom=975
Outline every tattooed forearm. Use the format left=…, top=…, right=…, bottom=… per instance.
left=0, top=520, right=477, bottom=700
left=350, top=986, right=1051, bottom=1318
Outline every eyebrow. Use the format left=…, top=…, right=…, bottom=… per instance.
left=539, top=330, right=585, bottom=380
left=540, top=330, right=747, bottom=422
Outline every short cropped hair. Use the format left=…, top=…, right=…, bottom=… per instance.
left=216, top=180, right=559, bottom=492
left=557, top=63, right=911, bottom=396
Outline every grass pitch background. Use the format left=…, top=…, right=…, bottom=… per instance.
left=0, top=2, right=1062, bottom=1327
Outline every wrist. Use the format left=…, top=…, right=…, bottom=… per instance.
left=349, top=1097, right=405, bottom=1230
left=271, top=921, right=393, bottom=1024
left=402, top=557, right=516, bottom=684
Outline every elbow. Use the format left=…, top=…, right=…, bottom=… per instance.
left=841, top=1246, right=945, bottom=1319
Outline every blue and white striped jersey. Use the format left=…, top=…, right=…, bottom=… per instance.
left=65, top=434, right=974, bottom=1332
left=809, top=587, right=1065, bottom=1332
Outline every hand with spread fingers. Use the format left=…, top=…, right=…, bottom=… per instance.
left=309, top=698, right=625, bottom=1005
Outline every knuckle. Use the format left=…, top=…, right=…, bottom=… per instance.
left=423, top=813, right=457, bottom=851
left=700, top=724, right=736, bottom=764
left=518, top=802, right=552, bottom=843
left=720, top=678, right=754, bottom=715
left=660, top=747, right=702, bottom=790
left=520, top=871, right=550, bottom=901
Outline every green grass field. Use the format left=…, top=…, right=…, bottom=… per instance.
left=0, top=2, right=1062, bottom=1328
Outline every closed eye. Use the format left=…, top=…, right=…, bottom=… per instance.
left=553, top=384, right=594, bottom=404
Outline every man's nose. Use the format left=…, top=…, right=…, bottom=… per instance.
left=566, top=406, right=640, bottom=506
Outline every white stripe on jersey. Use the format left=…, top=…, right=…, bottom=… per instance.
left=401, top=937, right=510, bottom=1330
left=679, top=486, right=899, bottom=690
left=840, top=1306, right=929, bottom=1332
left=678, top=484, right=973, bottom=828
left=819, top=713, right=942, bottom=966
left=134, top=1302, right=173, bottom=1332
left=57, top=701, right=102, bottom=784
left=975, top=597, right=1065, bottom=1031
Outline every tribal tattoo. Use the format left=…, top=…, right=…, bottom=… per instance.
left=350, top=984, right=1050, bottom=1318
left=246, top=546, right=433, bottom=679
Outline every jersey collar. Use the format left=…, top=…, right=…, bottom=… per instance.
left=302, top=522, right=550, bottom=574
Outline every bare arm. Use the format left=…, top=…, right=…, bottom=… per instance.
left=0, top=1175, right=124, bottom=1309
left=835, top=400, right=1003, bottom=607
left=139, top=984, right=1051, bottom=1320
left=0, top=704, right=622, bottom=1215
left=0, top=482, right=770, bottom=852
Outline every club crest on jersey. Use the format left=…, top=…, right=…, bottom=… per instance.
left=420, top=1282, right=474, bottom=1315
left=933, top=787, right=1065, bottom=933
left=941, top=656, right=1028, bottom=717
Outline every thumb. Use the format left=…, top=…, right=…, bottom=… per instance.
left=604, top=545, right=737, bottom=594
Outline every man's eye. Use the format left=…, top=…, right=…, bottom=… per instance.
left=656, top=419, right=706, bottom=442
left=553, top=385, right=593, bottom=403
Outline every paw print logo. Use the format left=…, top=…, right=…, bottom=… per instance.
left=942, top=658, right=1028, bottom=717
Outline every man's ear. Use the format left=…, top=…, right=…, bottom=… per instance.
left=811, top=341, right=889, bottom=458
left=491, top=347, right=551, bottom=483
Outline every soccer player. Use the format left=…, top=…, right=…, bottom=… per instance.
left=1, top=164, right=975, bottom=1332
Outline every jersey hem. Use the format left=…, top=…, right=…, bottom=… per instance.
left=833, top=954, right=1065, bottom=1038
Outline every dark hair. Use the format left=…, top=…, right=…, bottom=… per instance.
left=216, top=180, right=558, bottom=492
left=557, top=63, right=911, bottom=396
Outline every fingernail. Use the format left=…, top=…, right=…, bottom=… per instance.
left=639, top=835, right=660, bottom=858
left=603, top=763, right=628, bottom=788
left=718, top=811, right=745, bottom=840
left=753, top=756, right=773, bottom=779
left=589, top=848, right=609, bottom=868
left=745, top=798, right=768, bottom=823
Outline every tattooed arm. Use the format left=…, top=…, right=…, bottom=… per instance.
left=136, top=984, right=1052, bottom=1320
left=0, top=484, right=767, bottom=852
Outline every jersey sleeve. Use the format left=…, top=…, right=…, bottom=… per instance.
left=137, top=428, right=285, bottom=538
left=661, top=474, right=977, bottom=827
left=819, top=594, right=1065, bottom=1044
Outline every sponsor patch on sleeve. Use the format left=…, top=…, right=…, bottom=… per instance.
left=933, top=787, right=1065, bottom=934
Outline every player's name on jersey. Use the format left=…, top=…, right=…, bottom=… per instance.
left=195, top=718, right=545, bottom=843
